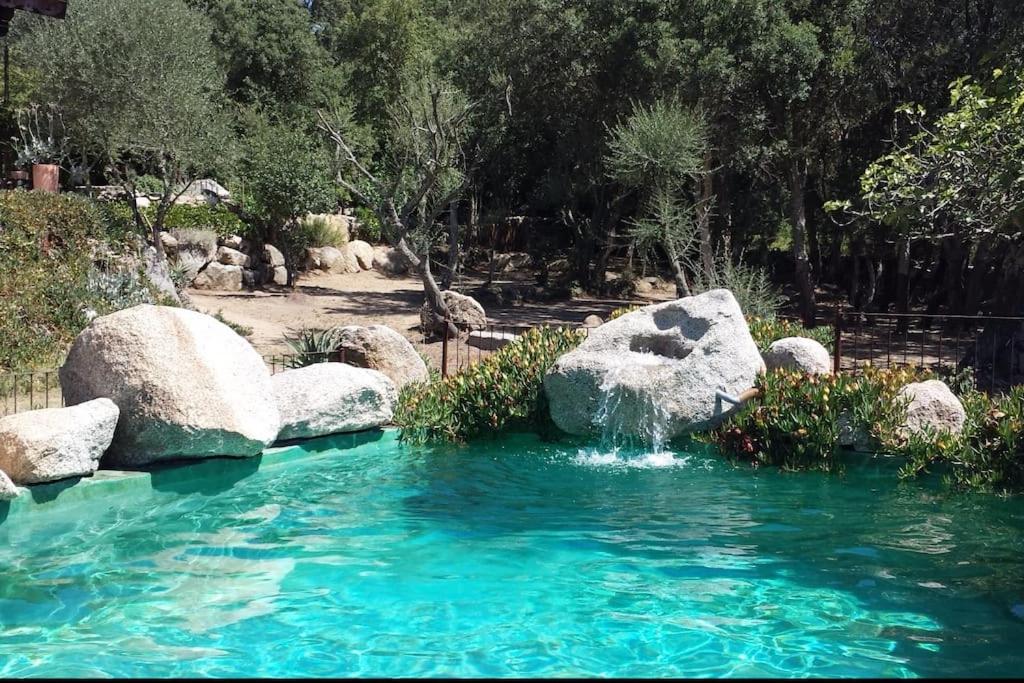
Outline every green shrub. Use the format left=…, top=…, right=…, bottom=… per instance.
left=162, top=203, right=248, bottom=237
left=281, top=327, right=345, bottom=367
left=716, top=366, right=926, bottom=472
left=0, top=190, right=111, bottom=369
left=897, top=386, right=1024, bottom=493
left=294, top=214, right=349, bottom=249
left=395, top=326, right=587, bottom=444
left=352, top=206, right=382, bottom=242
left=747, top=316, right=835, bottom=353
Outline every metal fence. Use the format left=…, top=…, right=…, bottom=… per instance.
left=4, top=311, right=1023, bottom=418
left=835, top=312, right=1024, bottom=393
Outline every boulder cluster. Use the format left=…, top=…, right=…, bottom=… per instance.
left=0, top=305, right=418, bottom=500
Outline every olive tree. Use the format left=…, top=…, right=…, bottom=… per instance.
left=319, top=77, right=474, bottom=337
left=16, top=0, right=233, bottom=257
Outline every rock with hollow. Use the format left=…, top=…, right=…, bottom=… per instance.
left=544, top=289, right=765, bottom=440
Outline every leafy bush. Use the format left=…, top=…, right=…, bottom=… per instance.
left=351, top=205, right=382, bottom=242
left=295, top=214, right=349, bottom=248
left=716, top=366, right=926, bottom=472
left=897, top=386, right=1024, bottom=493
left=162, top=203, right=247, bottom=237
left=608, top=304, right=640, bottom=320
left=395, top=326, right=587, bottom=444
left=84, top=266, right=154, bottom=312
left=747, top=316, right=835, bottom=353
left=0, top=190, right=110, bottom=369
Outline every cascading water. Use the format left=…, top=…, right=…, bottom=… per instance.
left=575, top=354, right=683, bottom=469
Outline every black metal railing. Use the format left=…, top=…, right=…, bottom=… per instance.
left=0, top=370, right=65, bottom=418
left=834, top=312, right=1024, bottom=393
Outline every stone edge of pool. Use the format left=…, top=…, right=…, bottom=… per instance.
left=0, top=428, right=400, bottom=524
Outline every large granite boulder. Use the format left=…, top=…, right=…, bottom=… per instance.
left=264, top=244, right=286, bottom=268
left=347, top=240, right=375, bottom=270
left=272, top=363, right=397, bottom=441
left=897, top=380, right=966, bottom=436
left=544, top=289, right=765, bottom=441
left=0, top=470, right=18, bottom=501
left=334, top=325, right=429, bottom=389
left=763, top=337, right=832, bottom=375
left=320, top=246, right=360, bottom=274
left=0, top=399, right=119, bottom=484
left=59, top=305, right=280, bottom=466
left=420, top=291, right=487, bottom=337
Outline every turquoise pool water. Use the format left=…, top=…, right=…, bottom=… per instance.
left=2, top=431, right=1024, bottom=678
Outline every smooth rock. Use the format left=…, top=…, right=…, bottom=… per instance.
left=304, top=247, right=322, bottom=271
left=763, top=337, right=832, bottom=375
left=348, top=240, right=375, bottom=270
left=420, top=291, right=487, bottom=337
left=0, top=470, right=19, bottom=501
left=264, top=244, right=285, bottom=268
left=467, top=330, right=519, bottom=351
left=221, top=234, right=244, bottom=250
left=544, top=289, right=765, bottom=440
left=319, top=246, right=358, bottom=273
left=143, top=246, right=181, bottom=304
left=372, top=246, right=409, bottom=275
left=59, top=305, right=280, bottom=466
left=272, top=363, right=397, bottom=441
left=897, top=380, right=966, bottom=436
left=334, top=325, right=429, bottom=389
left=193, top=262, right=243, bottom=291
left=272, top=266, right=289, bottom=286
left=159, top=232, right=179, bottom=255
left=217, top=245, right=250, bottom=268
left=0, top=399, right=119, bottom=484
left=583, top=315, right=604, bottom=328
left=634, top=279, right=653, bottom=295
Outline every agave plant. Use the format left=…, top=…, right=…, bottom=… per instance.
left=282, top=326, right=346, bottom=368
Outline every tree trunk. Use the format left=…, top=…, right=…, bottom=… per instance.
left=789, top=160, right=816, bottom=325
left=441, top=199, right=459, bottom=290
left=696, top=152, right=715, bottom=277
left=665, top=239, right=692, bottom=298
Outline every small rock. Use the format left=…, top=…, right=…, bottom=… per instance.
left=217, top=246, right=250, bottom=268
left=0, top=399, right=120, bottom=484
left=319, top=246, right=359, bottom=273
left=420, top=291, right=487, bottom=337
left=304, top=247, right=322, bottom=271
left=159, top=232, right=179, bottom=255
left=221, top=234, right=244, bottom=250
left=347, top=240, right=375, bottom=270
left=272, top=363, right=397, bottom=441
left=467, top=330, right=519, bottom=351
left=634, top=280, right=653, bottom=295
left=763, top=337, right=832, bottom=375
left=272, top=266, right=289, bottom=286
left=583, top=315, right=604, bottom=328
left=372, top=246, right=409, bottom=275
left=897, top=380, right=966, bottom=436
left=334, top=325, right=429, bottom=389
left=0, top=470, right=20, bottom=501
left=193, top=262, right=243, bottom=291
left=264, top=244, right=286, bottom=268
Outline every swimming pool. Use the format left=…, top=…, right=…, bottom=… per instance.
left=1, top=430, right=1022, bottom=677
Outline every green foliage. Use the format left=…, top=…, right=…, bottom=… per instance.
left=606, top=99, right=707, bottom=190
left=237, top=113, right=336, bottom=238
left=394, top=326, right=587, bottom=444
left=0, top=191, right=120, bottom=369
left=213, top=310, right=253, bottom=339
left=717, top=366, right=925, bottom=472
left=351, top=205, right=383, bottom=242
left=163, top=203, right=247, bottom=237
left=747, top=316, right=835, bottom=353
left=692, top=257, right=784, bottom=321
left=17, top=0, right=234, bottom=213
left=294, top=214, right=349, bottom=249
left=281, top=327, right=345, bottom=368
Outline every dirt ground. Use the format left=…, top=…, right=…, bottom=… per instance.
left=186, top=267, right=675, bottom=372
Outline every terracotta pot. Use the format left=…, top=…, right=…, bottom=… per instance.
left=31, top=163, right=59, bottom=193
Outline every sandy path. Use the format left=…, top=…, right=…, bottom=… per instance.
left=187, top=268, right=667, bottom=371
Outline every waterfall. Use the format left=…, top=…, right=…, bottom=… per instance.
left=574, top=356, right=680, bottom=468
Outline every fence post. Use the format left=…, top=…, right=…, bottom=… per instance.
left=833, top=302, right=842, bottom=374
left=441, top=320, right=450, bottom=378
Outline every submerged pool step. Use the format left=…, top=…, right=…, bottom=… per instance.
left=0, top=428, right=397, bottom=524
